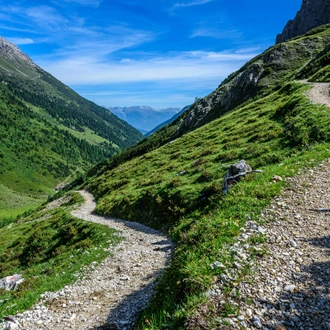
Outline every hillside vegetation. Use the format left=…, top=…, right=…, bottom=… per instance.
left=80, top=25, right=330, bottom=328
left=0, top=192, right=121, bottom=318
left=0, top=38, right=143, bottom=218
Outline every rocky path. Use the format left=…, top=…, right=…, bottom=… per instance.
left=217, top=82, right=330, bottom=329
left=304, top=81, right=330, bottom=107
left=235, top=160, right=330, bottom=329
left=4, top=190, right=173, bottom=330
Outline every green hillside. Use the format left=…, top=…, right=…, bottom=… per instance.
left=0, top=192, right=121, bottom=318
left=80, top=25, right=330, bottom=328
left=0, top=38, right=143, bottom=218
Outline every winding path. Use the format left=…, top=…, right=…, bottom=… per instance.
left=11, top=190, right=173, bottom=330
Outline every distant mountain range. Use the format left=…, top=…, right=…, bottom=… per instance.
left=144, top=105, right=191, bottom=137
left=106, top=106, right=182, bottom=134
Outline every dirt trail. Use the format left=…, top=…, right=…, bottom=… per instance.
left=9, top=190, right=173, bottom=330
left=218, top=82, right=330, bottom=329
left=304, top=81, right=330, bottom=107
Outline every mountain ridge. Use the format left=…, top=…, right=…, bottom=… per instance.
left=144, top=105, right=191, bottom=137
left=276, top=0, right=330, bottom=43
left=107, top=105, right=182, bottom=132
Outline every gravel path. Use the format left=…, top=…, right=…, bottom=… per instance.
left=214, top=81, right=330, bottom=329
left=3, top=190, right=173, bottom=330
left=305, top=82, right=330, bottom=108
left=236, top=160, right=330, bottom=329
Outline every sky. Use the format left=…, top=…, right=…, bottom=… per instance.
left=0, top=0, right=302, bottom=109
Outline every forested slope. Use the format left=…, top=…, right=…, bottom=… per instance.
left=0, top=37, right=143, bottom=218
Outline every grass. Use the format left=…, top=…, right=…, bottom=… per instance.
left=0, top=191, right=122, bottom=319
left=2, top=25, right=330, bottom=329
left=31, top=103, right=119, bottom=148
left=0, top=183, right=45, bottom=220
left=84, top=81, right=330, bottom=329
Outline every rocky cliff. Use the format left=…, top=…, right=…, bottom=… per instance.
left=276, top=0, right=330, bottom=44
left=0, top=37, right=34, bottom=64
left=174, top=27, right=330, bottom=137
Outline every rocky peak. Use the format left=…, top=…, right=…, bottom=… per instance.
left=0, top=36, right=35, bottom=66
left=276, top=0, right=330, bottom=44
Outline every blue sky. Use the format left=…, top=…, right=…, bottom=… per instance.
left=0, top=0, right=302, bottom=108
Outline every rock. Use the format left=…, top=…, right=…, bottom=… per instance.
left=253, top=316, right=263, bottom=328
left=284, top=284, right=296, bottom=292
left=272, top=175, right=283, bottom=182
left=6, top=322, right=19, bottom=330
left=275, top=325, right=286, bottom=330
left=222, top=318, right=235, bottom=326
left=289, top=240, right=297, bottom=248
left=246, top=308, right=253, bottom=317
left=210, top=261, right=226, bottom=270
left=276, top=0, right=330, bottom=43
left=222, top=160, right=253, bottom=193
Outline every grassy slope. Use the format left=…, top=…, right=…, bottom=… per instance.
left=0, top=192, right=121, bottom=318
left=0, top=85, right=109, bottom=218
left=82, top=27, right=330, bottom=329
left=0, top=42, right=143, bottom=217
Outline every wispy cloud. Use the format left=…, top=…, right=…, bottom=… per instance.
left=191, top=27, right=241, bottom=39
left=39, top=26, right=156, bottom=61
left=0, top=4, right=156, bottom=58
left=172, top=0, right=213, bottom=9
left=0, top=5, right=68, bottom=32
left=59, top=0, right=103, bottom=7
left=7, top=37, right=34, bottom=45
left=25, top=6, right=68, bottom=29
left=36, top=49, right=258, bottom=86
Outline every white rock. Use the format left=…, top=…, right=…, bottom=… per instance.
left=284, top=284, right=296, bottom=292
left=289, top=240, right=297, bottom=247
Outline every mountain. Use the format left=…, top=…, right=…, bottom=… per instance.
left=106, top=106, right=181, bottom=133
left=276, top=0, right=330, bottom=43
left=0, top=37, right=143, bottom=218
left=144, top=105, right=191, bottom=137
left=81, top=22, right=330, bottom=330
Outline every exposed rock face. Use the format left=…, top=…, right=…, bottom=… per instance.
left=276, top=0, right=330, bottom=44
left=174, top=33, right=330, bottom=137
left=0, top=36, right=35, bottom=64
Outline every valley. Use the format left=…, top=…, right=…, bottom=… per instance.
left=0, top=38, right=143, bottom=219
left=2, top=0, right=330, bottom=329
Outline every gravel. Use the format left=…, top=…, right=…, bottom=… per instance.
left=237, top=158, right=330, bottom=329
left=211, top=158, right=330, bottom=329
left=1, top=190, right=173, bottom=330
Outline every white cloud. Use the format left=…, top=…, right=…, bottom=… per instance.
left=7, top=37, right=34, bottom=45
left=36, top=49, right=258, bottom=86
left=172, top=0, right=213, bottom=9
left=59, top=0, right=103, bottom=6
left=0, top=5, right=68, bottom=31
left=25, top=6, right=68, bottom=29
left=40, top=26, right=156, bottom=61
left=191, top=27, right=241, bottom=39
